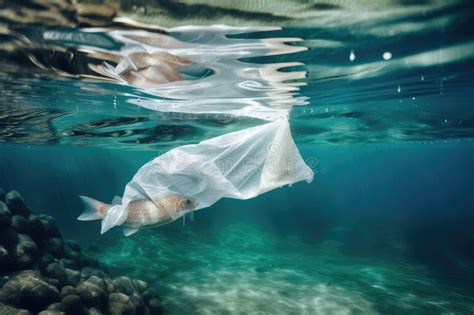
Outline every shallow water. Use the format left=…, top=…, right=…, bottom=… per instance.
left=95, top=223, right=473, bottom=314
left=1, top=0, right=473, bottom=314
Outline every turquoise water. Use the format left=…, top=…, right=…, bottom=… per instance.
left=1, top=143, right=472, bottom=313
left=1, top=1, right=474, bottom=313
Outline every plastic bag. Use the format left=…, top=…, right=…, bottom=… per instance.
left=97, top=119, right=313, bottom=235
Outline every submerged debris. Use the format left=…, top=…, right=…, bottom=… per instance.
left=0, top=188, right=163, bottom=314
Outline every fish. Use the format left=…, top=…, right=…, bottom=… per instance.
left=115, top=52, right=191, bottom=85
left=121, top=33, right=184, bottom=49
left=77, top=194, right=198, bottom=236
left=124, top=52, right=191, bottom=71
left=89, top=51, right=191, bottom=87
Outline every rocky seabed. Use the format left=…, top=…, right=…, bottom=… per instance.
left=0, top=189, right=163, bottom=315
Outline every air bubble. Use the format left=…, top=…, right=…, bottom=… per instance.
left=383, top=52, right=392, bottom=60
left=349, top=50, right=355, bottom=62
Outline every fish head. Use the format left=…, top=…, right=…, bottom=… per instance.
left=177, top=196, right=198, bottom=211
left=157, top=194, right=199, bottom=213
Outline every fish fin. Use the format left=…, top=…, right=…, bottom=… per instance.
left=101, top=205, right=128, bottom=234
left=104, top=62, right=120, bottom=74
left=77, top=196, right=109, bottom=221
left=102, top=62, right=127, bottom=83
left=187, top=211, right=195, bottom=222
left=111, top=196, right=122, bottom=205
left=182, top=211, right=194, bottom=227
left=123, top=227, right=139, bottom=236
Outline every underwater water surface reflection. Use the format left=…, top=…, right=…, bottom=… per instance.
left=1, top=0, right=474, bottom=148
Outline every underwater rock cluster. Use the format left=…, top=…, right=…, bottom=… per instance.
left=0, top=188, right=163, bottom=315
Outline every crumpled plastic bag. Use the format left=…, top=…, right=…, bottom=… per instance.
left=101, top=118, right=314, bottom=234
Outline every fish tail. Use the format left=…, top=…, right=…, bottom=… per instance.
left=77, top=195, right=110, bottom=221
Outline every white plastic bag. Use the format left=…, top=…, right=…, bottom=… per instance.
left=99, top=119, right=313, bottom=235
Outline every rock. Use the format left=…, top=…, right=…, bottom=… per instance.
left=45, top=237, right=65, bottom=258
left=0, top=270, right=60, bottom=312
left=88, top=307, right=103, bottom=315
left=38, top=311, right=65, bottom=315
left=0, top=188, right=5, bottom=202
left=142, top=290, right=151, bottom=301
left=44, top=276, right=60, bottom=288
left=39, top=215, right=61, bottom=237
left=0, top=245, right=9, bottom=269
left=60, top=257, right=78, bottom=269
left=76, top=275, right=107, bottom=308
left=108, top=293, right=134, bottom=315
left=46, top=262, right=67, bottom=287
left=46, top=303, right=62, bottom=311
left=132, top=279, right=149, bottom=293
left=81, top=266, right=105, bottom=279
left=38, top=253, right=55, bottom=271
left=0, top=302, right=32, bottom=315
left=64, top=246, right=81, bottom=262
left=0, top=202, right=12, bottom=229
left=29, top=215, right=60, bottom=240
left=60, top=285, right=77, bottom=298
left=28, top=215, right=46, bottom=238
left=113, top=276, right=135, bottom=295
left=5, top=191, right=31, bottom=217
left=11, top=215, right=30, bottom=234
left=105, top=278, right=115, bottom=293
left=0, top=275, right=10, bottom=287
left=129, top=293, right=146, bottom=314
left=65, top=268, right=81, bottom=286
left=0, top=227, right=18, bottom=248
left=10, top=233, right=38, bottom=269
left=65, top=239, right=81, bottom=252
left=148, top=298, right=164, bottom=315
left=59, top=294, right=88, bottom=315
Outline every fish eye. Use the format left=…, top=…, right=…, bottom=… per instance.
left=186, top=199, right=191, bottom=204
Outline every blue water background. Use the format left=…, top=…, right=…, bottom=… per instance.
left=1, top=141, right=472, bottom=289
